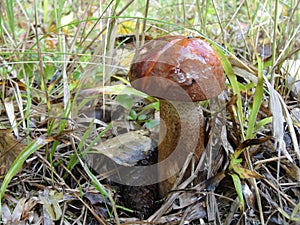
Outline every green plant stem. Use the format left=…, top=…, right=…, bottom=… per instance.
left=34, top=0, right=50, bottom=111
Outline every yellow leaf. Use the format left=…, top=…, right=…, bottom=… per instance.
left=231, top=163, right=263, bottom=179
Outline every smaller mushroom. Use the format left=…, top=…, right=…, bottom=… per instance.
left=128, top=35, right=225, bottom=197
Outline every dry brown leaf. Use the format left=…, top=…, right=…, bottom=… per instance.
left=2, top=197, right=40, bottom=225
left=281, top=163, right=300, bottom=182
left=0, top=129, right=25, bottom=177
left=203, top=171, right=227, bottom=191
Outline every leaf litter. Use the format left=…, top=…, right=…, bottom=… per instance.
left=0, top=1, right=300, bottom=224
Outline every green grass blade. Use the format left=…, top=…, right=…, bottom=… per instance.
left=81, top=160, right=109, bottom=197
left=213, top=47, right=244, bottom=140
left=246, top=56, right=264, bottom=139
left=230, top=173, right=244, bottom=211
left=4, top=0, right=15, bottom=37
left=81, top=122, right=112, bottom=154
left=43, top=0, right=49, bottom=24
left=255, top=116, right=272, bottom=133
left=54, top=0, right=66, bottom=28
left=80, top=161, right=116, bottom=219
left=114, top=0, right=121, bottom=11
left=0, top=137, right=54, bottom=217
left=76, top=144, right=122, bottom=222
left=66, top=120, right=96, bottom=173
left=0, top=6, right=2, bottom=37
left=291, top=201, right=300, bottom=221
left=66, top=122, right=112, bottom=173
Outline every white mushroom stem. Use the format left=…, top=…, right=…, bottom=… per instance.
left=158, top=100, right=205, bottom=197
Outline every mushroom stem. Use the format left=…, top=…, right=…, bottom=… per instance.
left=158, top=100, right=205, bottom=197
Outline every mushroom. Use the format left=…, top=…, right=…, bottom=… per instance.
left=128, top=35, right=225, bottom=197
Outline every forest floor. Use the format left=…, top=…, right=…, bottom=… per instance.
left=0, top=1, right=300, bottom=224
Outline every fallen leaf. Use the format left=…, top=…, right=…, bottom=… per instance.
left=0, top=130, right=25, bottom=177
left=230, top=158, right=263, bottom=179
left=39, top=189, right=63, bottom=222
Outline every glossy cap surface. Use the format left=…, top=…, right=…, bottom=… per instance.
left=128, top=35, right=225, bottom=101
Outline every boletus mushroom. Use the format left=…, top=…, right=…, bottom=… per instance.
left=128, top=35, right=225, bottom=197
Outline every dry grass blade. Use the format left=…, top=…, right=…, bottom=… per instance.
left=0, top=0, right=299, bottom=224
left=3, top=99, right=18, bottom=137
left=232, top=61, right=298, bottom=162
left=148, top=151, right=209, bottom=223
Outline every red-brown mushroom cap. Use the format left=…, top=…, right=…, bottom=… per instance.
left=128, top=35, right=225, bottom=101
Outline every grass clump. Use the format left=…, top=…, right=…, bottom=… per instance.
left=0, top=0, right=299, bottom=224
